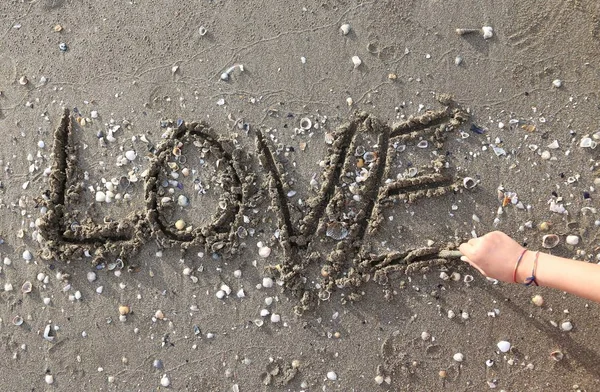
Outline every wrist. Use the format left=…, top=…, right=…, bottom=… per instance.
left=515, top=250, right=536, bottom=284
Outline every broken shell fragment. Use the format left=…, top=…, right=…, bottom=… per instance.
left=497, top=340, right=511, bottom=353
left=299, top=117, right=312, bottom=130
left=326, top=222, right=349, bottom=241
left=417, top=140, right=428, bottom=148
left=463, top=177, right=477, bottom=189
left=560, top=320, right=573, bottom=332
left=351, top=55, right=362, bottom=68
left=550, top=350, right=564, bottom=361
left=21, top=281, right=32, bottom=294
left=541, top=234, right=559, bottom=249
left=481, top=26, right=494, bottom=39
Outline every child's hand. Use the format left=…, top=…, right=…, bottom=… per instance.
left=458, top=231, right=526, bottom=282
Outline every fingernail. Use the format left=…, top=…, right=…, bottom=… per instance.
left=460, top=256, right=468, bottom=262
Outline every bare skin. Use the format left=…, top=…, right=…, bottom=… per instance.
left=459, top=231, right=600, bottom=303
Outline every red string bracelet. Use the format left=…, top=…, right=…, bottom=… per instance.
left=524, top=251, right=540, bottom=286
left=513, top=249, right=528, bottom=283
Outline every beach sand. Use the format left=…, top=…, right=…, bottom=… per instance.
left=0, top=0, right=599, bottom=390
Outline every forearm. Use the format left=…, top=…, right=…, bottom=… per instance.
left=517, top=252, right=600, bottom=303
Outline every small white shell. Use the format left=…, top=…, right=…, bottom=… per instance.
left=326, top=371, right=338, bottom=381
left=482, top=26, right=493, bottom=39
left=566, top=235, right=579, bottom=245
left=552, top=79, right=562, bottom=88
left=262, top=277, right=274, bottom=288
left=497, top=340, right=511, bottom=353
left=198, top=26, right=208, bottom=36
left=560, top=320, right=573, bottom=332
left=258, top=246, right=271, bottom=258
left=125, top=150, right=137, bottom=161
left=340, top=23, right=351, bottom=35
left=421, top=331, right=430, bottom=341
left=177, top=195, right=189, bottom=207
left=351, top=55, right=362, bottom=68
left=547, top=140, right=559, bottom=149
left=417, top=140, right=428, bottom=149
left=22, top=250, right=32, bottom=261
left=531, top=294, right=544, bottom=307
left=453, top=353, right=464, bottom=362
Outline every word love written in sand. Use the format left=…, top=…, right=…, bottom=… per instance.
left=38, top=104, right=468, bottom=296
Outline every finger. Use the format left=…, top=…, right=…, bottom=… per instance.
left=458, top=243, right=474, bottom=257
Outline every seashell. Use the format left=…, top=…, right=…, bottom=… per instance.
left=363, top=151, right=377, bottom=163
left=258, top=246, right=271, bottom=258
left=417, top=140, right=428, bottom=149
left=580, top=137, right=593, bottom=148
left=453, top=353, right=464, bottom=362
left=497, top=340, right=511, bottom=353
left=351, top=55, right=362, bottom=68
left=124, top=150, right=136, bottom=161
left=43, top=324, right=54, bottom=341
left=119, top=305, right=130, bottom=315
left=531, top=294, right=544, bottom=307
left=253, top=319, right=264, bottom=327
left=21, top=281, right=32, bottom=294
left=177, top=195, right=189, bottom=207
left=463, top=275, right=474, bottom=283
left=560, top=320, right=573, bottom=332
left=355, top=145, right=366, bottom=156
left=22, top=250, right=32, bottom=261
left=566, top=235, right=579, bottom=245
left=12, top=315, right=23, bottom=326
left=339, top=23, right=351, bottom=35
left=547, top=140, right=559, bottom=149
left=326, top=222, right=348, bottom=241
left=454, top=55, right=463, bottom=66
left=175, top=219, right=186, bottom=230
left=407, top=167, right=418, bottom=178
left=172, top=146, right=182, bottom=156
left=198, top=26, right=208, bottom=36
left=482, top=26, right=494, bottom=39
left=550, top=350, right=564, bottom=361
left=236, top=226, right=248, bottom=239
left=552, top=79, right=562, bottom=88
left=463, top=177, right=477, bottom=189
left=541, top=234, right=559, bottom=249
left=299, top=117, right=312, bottom=130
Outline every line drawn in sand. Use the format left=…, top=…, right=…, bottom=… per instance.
left=38, top=96, right=469, bottom=310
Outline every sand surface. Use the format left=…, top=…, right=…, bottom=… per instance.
left=1, top=0, right=600, bottom=390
